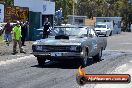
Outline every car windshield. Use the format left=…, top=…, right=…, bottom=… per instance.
left=49, top=26, right=88, bottom=37
left=95, top=25, right=106, bottom=28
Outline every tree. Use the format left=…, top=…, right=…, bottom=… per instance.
left=55, top=0, right=76, bottom=24
left=0, top=0, right=14, bottom=5
left=5, top=0, right=14, bottom=5
left=55, top=0, right=74, bottom=20
left=55, top=0, right=131, bottom=30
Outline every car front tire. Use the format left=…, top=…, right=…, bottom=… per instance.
left=105, top=31, right=109, bottom=37
left=37, top=57, right=46, bottom=66
left=109, top=31, right=112, bottom=36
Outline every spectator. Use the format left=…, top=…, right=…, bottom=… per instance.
left=43, top=18, right=51, bottom=39
left=3, top=22, right=12, bottom=46
left=0, top=25, right=3, bottom=36
left=131, top=22, right=132, bottom=32
left=21, top=21, right=28, bottom=46
left=12, top=21, right=25, bottom=54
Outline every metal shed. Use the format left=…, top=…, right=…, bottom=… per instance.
left=68, top=15, right=87, bottom=26
left=96, top=17, right=122, bottom=34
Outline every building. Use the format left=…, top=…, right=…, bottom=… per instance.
left=96, top=17, right=122, bottom=34
left=0, top=4, right=4, bottom=22
left=14, top=0, right=55, bottom=40
left=85, top=17, right=96, bottom=26
left=68, top=15, right=87, bottom=26
left=14, top=0, right=55, bottom=27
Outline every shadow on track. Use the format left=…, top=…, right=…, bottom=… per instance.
left=31, top=58, right=101, bottom=69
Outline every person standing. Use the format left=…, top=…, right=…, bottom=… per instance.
left=21, top=21, right=28, bottom=46
left=3, top=22, right=13, bottom=45
left=0, top=25, right=3, bottom=36
left=130, top=22, right=132, bottom=32
left=43, top=18, right=51, bottom=39
left=12, top=21, right=25, bottom=54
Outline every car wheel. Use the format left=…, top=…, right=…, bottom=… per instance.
left=109, top=31, right=112, bottom=36
left=37, top=57, right=46, bottom=66
left=104, top=32, right=107, bottom=37
left=80, top=49, right=88, bottom=67
left=93, top=49, right=102, bottom=62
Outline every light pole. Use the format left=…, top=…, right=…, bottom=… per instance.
left=72, top=0, right=74, bottom=25
left=72, top=0, right=75, bottom=25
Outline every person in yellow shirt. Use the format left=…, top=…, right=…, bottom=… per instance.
left=12, top=21, right=25, bottom=54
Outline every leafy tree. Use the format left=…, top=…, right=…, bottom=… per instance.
left=5, top=0, right=14, bottom=5
left=55, top=0, right=132, bottom=30
left=0, top=0, right=14, bottom=5
left=55, top=0, right=74, bottom=20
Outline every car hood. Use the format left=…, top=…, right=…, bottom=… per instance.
left=95, top=28, right=109, bottom=30
left=33, top=37, right=87, bottom=46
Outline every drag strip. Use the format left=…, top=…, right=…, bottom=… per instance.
left=0, top=50, right=130, bottom=88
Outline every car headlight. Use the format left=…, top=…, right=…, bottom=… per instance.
left=36, top=46, right=43, bottom=51
left=33, top=41, right=38, bottom=45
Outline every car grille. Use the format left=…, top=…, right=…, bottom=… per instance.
left=32, top=45, right=80, bottom=52
left=46, top=46, right=70, bottom=52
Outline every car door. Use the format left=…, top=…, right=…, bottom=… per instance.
left=88, top=28, right=99, bottom=56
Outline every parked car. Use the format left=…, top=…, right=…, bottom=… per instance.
left=32, top=26, right=107, bottom=67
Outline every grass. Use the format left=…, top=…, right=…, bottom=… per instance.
left=0, top=34, right=4, bottom=43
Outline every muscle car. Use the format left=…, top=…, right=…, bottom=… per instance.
left=32, top=26, right=107, bottom=67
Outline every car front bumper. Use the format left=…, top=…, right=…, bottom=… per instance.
left=32, top=52, right=83, bottom=59
left=96, top=31, right=107, bottom=35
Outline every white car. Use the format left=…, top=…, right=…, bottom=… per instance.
left=95, top=24, right=112, bottom=37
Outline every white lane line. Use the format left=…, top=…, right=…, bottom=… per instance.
left=120, top=43, right=132, bottom=45
left=0, top=55, right=35, bottom=66
left=105, top=50, right=126, bottom=52
left=106, top=50, right=132, bottom=52
left=113, top=64, right=127, bottom=73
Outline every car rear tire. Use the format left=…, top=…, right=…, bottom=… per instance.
left=80, top=49, right=88, bottom=67
left=37, top=57, right=46, bottom=66
left=104, top=31, right=107, bottom=37
left=93, top=49, right=102, bottom=62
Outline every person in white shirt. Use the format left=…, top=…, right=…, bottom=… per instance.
left=130, top=23, right=132, bottom=32
left=0, top=25, right=3, bottom=36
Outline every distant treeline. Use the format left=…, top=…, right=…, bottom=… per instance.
left=55, top=0, right=132, bottom=30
